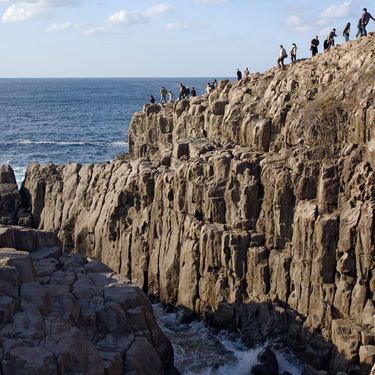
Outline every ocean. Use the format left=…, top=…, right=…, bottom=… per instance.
left=0, top=77, right=219, bottom=185
left=0, top=77, right=304, bottom=374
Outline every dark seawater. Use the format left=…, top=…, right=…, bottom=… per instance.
left=153, top=304, right=304, bottom=375
left=0, top=77, right=220, bottom=184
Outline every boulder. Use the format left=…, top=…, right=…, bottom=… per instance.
left=0, top=165, right=19, bottom=225
left=0, top=226, right=177, bottom=374
left=251, top=346, right=279, bottom=375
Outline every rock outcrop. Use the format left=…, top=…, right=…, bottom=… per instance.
left=0, top=226, right=176, bottom=375
left=6, top=36, right=375, bottom=374
left=0, top=166, right=20, bottom=225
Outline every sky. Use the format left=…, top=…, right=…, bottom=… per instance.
left=0, top=0, right=371, bottom=78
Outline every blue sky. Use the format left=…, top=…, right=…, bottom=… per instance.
left=0, top=0, right=371, bottom=78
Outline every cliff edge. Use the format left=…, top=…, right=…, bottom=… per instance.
left=6, top=36, right=375, bottom=374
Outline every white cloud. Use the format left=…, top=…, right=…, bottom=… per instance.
left=320, top=1, right=354, bottom=20
left=166, top=22, right=190, bottom=31
left=82, top=26, right=108, bottom=37
left=286, top=14, right=315, bottom=32
left=143, top=4, right=174, bottom=19
left=195, top=0, right=233, bottom=5
left=106, top=10, right=145, bottom=26
left=106, top=3, right=174, bottom=27
left=47, top=21, right=72, bottom=32
left=286, top=0, right=357, bottom=32
left=1, top=0, right=83, bottom=23
left=2, top=4, right=52, bottom=22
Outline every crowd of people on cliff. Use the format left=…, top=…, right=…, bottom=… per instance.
left=150, top=82, right=212, bottom=104
left=149, top=8, right=374, bottom=103
left=275, top=7, right=375, bottom=69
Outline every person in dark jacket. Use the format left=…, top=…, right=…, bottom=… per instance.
left=342, top=22, right=350, bottom=42
left=310, top=36, right=319, bottom=56
left=361, top=8, right=375, bottom=36
left=179, top=83, right=186, bottom=100
left=356, top=18, right=364, bottom=37
left=327, top=28, right=337, bottom=49
left=236, top=69, right=242, bottom=80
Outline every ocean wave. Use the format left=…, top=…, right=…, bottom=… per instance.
left=18, top=140, right=128, bottom=147
left=109, top=141, right=128, bottom=147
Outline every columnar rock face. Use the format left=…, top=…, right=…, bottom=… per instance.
left=0, top=165, right=20, bottom=225
left=15, top=36, right=375, bottom=374
left=0, top=226, right=176, bottom=375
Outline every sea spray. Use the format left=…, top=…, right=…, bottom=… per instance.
left=153, top=303, right=304, bottom=375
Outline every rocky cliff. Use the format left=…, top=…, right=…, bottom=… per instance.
left=0, top=225, right=176, bottom=375
left=5, top=36, right=375, bottom=374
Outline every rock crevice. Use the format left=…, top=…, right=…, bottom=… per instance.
left=2, top=36, right=375, bottom=374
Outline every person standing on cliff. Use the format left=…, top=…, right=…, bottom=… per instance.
left=342, top=22, right=350, bottom=41
left=243, top=67, right=250, bottom=77
left=179, top=83, right=186, bottom=100
left=236, top=69, right=242, bottom=80
left=150, top=95, right=155, bottom=104
left=360, top=8, right=375, bottom=37
left=327, top=28, right=337, bottom=49
left=190, top=87, right=196, bottom=97
left=290, top=43, right=297, bottom=62
left=356, top=17, right=364, bottom=38
left=160, top=87, right=167, bottom=104
left=277, top=45, right=287, bottom=69
left=310, top=36, right=319, bottom=56
left=168, top=91, right=175, bottom=102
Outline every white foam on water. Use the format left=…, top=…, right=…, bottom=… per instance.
left=109, top=141, right=128, bottom=147
left=12, top=166, right=27, bottom=187
left=153, top=303, right=304, bottom=375
left=18, top=140, right=128, bottom=148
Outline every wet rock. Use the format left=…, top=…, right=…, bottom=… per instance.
left=251, top=346, right=279, bottom=375
left=359, top=345, right=375, bottom=374
left=0, top=165, right=19, bottom=225
left=176, top=305, right=197, bottom=324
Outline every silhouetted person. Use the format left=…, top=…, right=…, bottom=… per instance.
left=310, top=36, right=319, bottom=56
left=361, top=8, right=375, bottom=36
left=179, top=83, right=186, bottom=100
left=277, top=45, right=287, bottom=68
left=236, top=69, right=242, bottom=80
left=290, top=43, right=297, bottom=62
left=356, top=18, right=364, bottom=38
left=150, top=95, right=155, bottom=103
left=327, top=28, right=337, bottom=49
left=342, top=22, right=350, bottom=42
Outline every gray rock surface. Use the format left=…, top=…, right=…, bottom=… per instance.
left=4, top=35, right=375, bottom=374
left=0, top=226, right=176, bottom=375
left=0, top=165, right=19, bottom=225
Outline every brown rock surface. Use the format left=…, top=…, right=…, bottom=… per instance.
left=6, top=35, right=375, bottom=374
left=0, top=165, right=19, bottom=225
left=0, top=227, right=176, bottom=375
